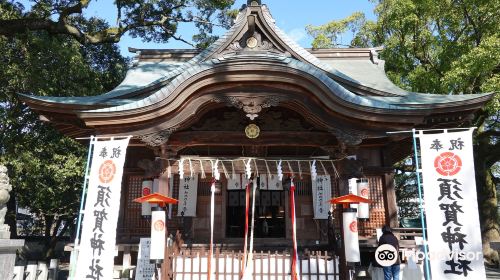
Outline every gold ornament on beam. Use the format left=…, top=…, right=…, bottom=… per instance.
left=245, top=124, right=260, bottom=139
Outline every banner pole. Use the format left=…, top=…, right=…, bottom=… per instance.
left=412, top=129, right=431, bottom=280
left=290, top=178, right=299, bottom=280
left=241, top=181, right=251, bottom=278
left=208, top=179, right=216, bottom=280
left=69, top=135, right=95, bottom=280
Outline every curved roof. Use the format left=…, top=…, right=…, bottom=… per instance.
left=19, top=2, right=493, bottom=139
left=87, top=55, right=406, bottom=114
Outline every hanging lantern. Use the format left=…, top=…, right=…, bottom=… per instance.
left=348, top=178, right=358, bottom=215
left=343, top=208, right=360, bottom=263
left=357, top=178, right=370, bottom=220
left=141, top=180, right=153, bottom=217
left=150, top=207, right=166, bottom=262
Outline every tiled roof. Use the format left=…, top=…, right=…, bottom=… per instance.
left=19, top=4, right=492, bottom=114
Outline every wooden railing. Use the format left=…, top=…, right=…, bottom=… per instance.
left=167, top=249, right=339, bottom=280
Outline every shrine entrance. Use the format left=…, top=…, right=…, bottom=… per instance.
left=226, top=188, right=286, bottom=238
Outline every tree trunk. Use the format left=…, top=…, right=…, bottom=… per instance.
left=476, top=143, right=500, bottom=265
left=44, top=218, right=69, bottom=260
left=6, top=190, right=17, bottom=238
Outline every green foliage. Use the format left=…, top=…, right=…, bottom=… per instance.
left=394, top=158, right=420, bottom=219
left=0, top=0, right=236, bottom=47
left=306, top=12, right=375, bottom=48
left=0, top=0, right=233, bottom=257
left=0, top=2, right=128, bottom=242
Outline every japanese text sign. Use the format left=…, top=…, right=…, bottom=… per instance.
left=76, top=138, right=130, bottom=280
left=312, top=175, right=331, bottom=219
left=177, top=176, right=198, bottom=217
left=420, top=129, right=485, bottom=279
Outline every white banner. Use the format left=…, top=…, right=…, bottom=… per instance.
left=150, top=210, right=166, bottom=260
left=267, top=175, right=283, bottom=190
left=76, top=137, right=130, bottom=280
left=227, top=174, right=243, bottom=190
left=420, top=129, right=485, bottom=279
left=258, top=176, right=267, bottom=190
left=135, top=238, right=155, bottom=280
left=312, top=175, right=332, bottom=219
left=177, top=176, right=198, bottom=217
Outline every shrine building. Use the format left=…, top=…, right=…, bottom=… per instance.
left=20, top=1, right=493, bottom=279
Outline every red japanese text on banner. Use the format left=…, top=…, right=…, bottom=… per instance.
left=75, top=138, right=130, bottom=280
left=420, top=130, right=485, bottom=279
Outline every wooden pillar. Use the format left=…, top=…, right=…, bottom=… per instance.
left=382, top=173, right=398, bottom=227
left=159, top=144, right=171, bottom=280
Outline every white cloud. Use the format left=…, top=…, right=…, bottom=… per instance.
left=286, top=28, right=307, bottom=44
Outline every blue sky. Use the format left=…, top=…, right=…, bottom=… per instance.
left=19, top=0, right=376, bottom=57
left=81, top=0, right=376, bottom=57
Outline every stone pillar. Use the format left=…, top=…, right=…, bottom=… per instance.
left=0, top=165, right=12, bottom=239
left=0, top=165, right=25, bottom=280
left=48, top=259, right=59, bottom=280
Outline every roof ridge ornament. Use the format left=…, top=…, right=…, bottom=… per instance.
left=212, top=96, right=283, bottom=120
left=247, top=0, right=261, bottom=6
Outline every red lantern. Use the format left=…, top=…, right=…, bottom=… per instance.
left=357, top=179, right=370, bottom=219
left=141, top=180, right=153, bottom=216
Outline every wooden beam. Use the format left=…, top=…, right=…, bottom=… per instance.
left=168, top=131, right=336, bottom=147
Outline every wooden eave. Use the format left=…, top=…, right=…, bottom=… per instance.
left=21, top=59, right=491, bottom=140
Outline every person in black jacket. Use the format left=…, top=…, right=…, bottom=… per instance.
left=378, top=225, right=400, bottom=280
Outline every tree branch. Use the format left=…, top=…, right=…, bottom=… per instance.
left=461, top=2, right=482, bottom=46
left=0, top=2, right=217, bottom=45
left=58, top=0, right=91, bottom=21
left=168, top=32, right=196, bottom=48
